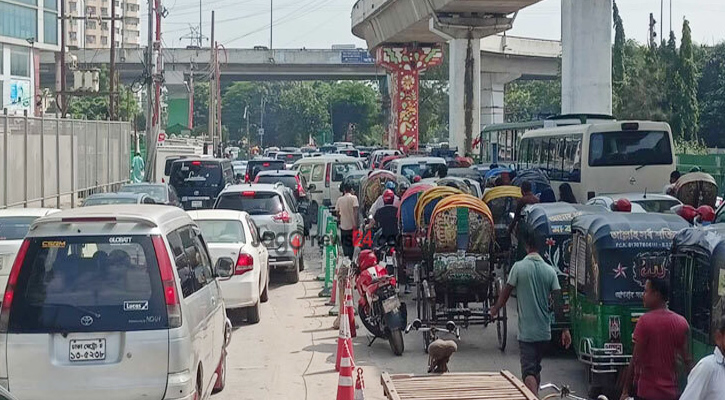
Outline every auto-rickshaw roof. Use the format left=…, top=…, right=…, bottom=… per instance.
left=525, top=202, right=608, bottom=235
left=572, top=212, right=690, bottom=247
left=672, top=224, right=725, bottom=260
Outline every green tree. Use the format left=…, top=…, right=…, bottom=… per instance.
left=327, top=81, right=381, bottom=143
left=697, top=43, right=725, bottom=146
left=277, top=82, right=330, bottom=146
left=504, top=80, right=561, bottom=122
left=678, top=19, right=700, bottom=140
left=419, top=54, right=449, bottom=144
left=192, top=82, right=209, bottom=134
left=612, top=0, right=626, bottom=115
left=220, top=81, right=269, bottom=142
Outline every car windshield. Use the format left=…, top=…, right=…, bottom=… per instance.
left=632, top=199, right=681, bottom=213
left=0, top=217, right=38, bottom=240
left=247, top=161, right=286, bottom=180
left=332, top=163, right=361, bottom=182
left=216, top=192, right=284, bottom=215
left=170, top=161, right=223, bottom=188
left=256, top=175, right=298, bottom=191
left=588, top=131, right=672, bottom=167
left=276, top=153, right=303, bottom=163
left=119, top=185, right=166, bottom=202
left=83, top=197, right=139, bottom=206
left=8, top=235, right=167, bottom=333
left=400, top=162, right=446, bottom=180
left=195, top=220, right=246, bottom=244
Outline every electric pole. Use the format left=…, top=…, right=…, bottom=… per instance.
left=59, top=0, right=67, bottom=117
left=145, top=0, right=153, bottom=168
left=110, top=0, right=117, bottom=119
left=269, top=0, right=273, bottom=49
left=207, top=10, right=215, bottom=154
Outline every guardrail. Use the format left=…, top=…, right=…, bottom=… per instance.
left=1, top=110, right=132, bottom=209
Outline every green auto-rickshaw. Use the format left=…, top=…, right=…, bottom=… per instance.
left=670, top=225, right=725, bottom=362
left=569, top=212, right=690, bottom=398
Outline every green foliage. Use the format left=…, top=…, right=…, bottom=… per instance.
left=677, top=19, right=700, bottom=140
left=504, top=80, right=561, bottom=122
left=697, top=43, right=725, bottom=147
left=612, top=0, right=626, bottom=108
left=674, top=138, right=708, bottom=155
left=192, top=82, right=209, bottom=134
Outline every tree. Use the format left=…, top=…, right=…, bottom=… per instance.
left=504, top=80, right=561, bottom=122
left=612, top=0, right=626, bottom=115
left=277, top=82, right=330, bottom=146
left=697, top=43, right=725, bottom=146
left=678, top=19, right=700, bottom=140
left=220, top=81, right=269, bottom=142
left=192, top=82, right=209, bottom=134
left=327, top=81, right=381, bottom=143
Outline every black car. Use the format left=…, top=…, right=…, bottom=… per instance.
left=119, top=183, right=181, bottom=207
left=168, top=158, right=234, bottom=210
left=245, top=158, right=286, bottom=182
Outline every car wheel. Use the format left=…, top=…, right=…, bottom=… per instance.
left=285, top=262, right=300, bottom=284
left=260, top=274, right=269, bottom=303
left=212, top=349, right=227, bottom=393
left=246, top=302, right=261, bottom=324
left=299, top=256, right=305, bottom=271
left=192, top=369, right=202, bottom=400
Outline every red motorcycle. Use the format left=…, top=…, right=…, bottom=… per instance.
left=355, top=250, right=407, bottom=355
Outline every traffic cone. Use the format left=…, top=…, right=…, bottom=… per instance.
left=345, top=279, right=356, bottom=338
left=335, top=295, right=354, bottom=372
left=336, top=341, right=355, bottom=400
left=354, top=368, right=365, bottom=400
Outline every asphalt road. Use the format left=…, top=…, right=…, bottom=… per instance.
left=213, top=242, right=589, bottom=400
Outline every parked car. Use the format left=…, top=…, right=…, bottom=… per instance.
left=214, top=183, right=306, bottom=284
left=0, top=205, right=232, bottom=399
left=231, top=160, right=248, bottom=176
left=386, top=157, right=448, bottom=181
left=275, top=152, right=304, bottom=167
left=81, top=192, right=157, bottom=206
left=168, top=158, right=235, bottom=210
left=254, top=170, right=312, bottom=235
left=0, top=208, right=61, bottom=298
left=188, top=210, right=269, bottom=324
left=291, top=155, right=364, bottom=221
left=245, top=158, right=286, bottom=183
left=336, top=148, right=360, bottom=158
left=119, top=183, right=181, bottom=207
left=370, top=149, right=402, bottom=169
left=586, top=193, right=682, bottom=213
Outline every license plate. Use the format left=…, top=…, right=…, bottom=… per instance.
left=382, top=296, right=401, bottom=313
left=604, top=343, right=623, bottom=354
left=69, top=339, right=106, bottom=362
left=191, top=201, right=203, bottom=208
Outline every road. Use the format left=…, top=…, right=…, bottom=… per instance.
left=214, top=242, right=588, bottom=400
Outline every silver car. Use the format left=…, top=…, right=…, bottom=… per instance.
left=0, top=206, right=233, bottom=399
left=214, top=183, right=305, bottom=284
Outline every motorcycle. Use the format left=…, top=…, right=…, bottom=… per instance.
left=355, top=249, right=407, bottom=356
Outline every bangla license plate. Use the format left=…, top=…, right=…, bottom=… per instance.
left=382, top=296, right=401, bottom=313
left=604, top=343, right=623, bottom=354
left=69, top=339, right=106, bottom=362
left=191, top=201, right=203, bottom=208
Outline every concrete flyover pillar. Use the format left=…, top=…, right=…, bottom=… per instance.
left=480, top=72, right=521, bottom=127
left=376, top=45, right=444, bottom=153
left=562, top=0, right=612, bottom=115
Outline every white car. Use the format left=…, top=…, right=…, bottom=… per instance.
left=0, top=208, right=60, bottom=294
left=188, top=210, right=270, bottom=324
left=587, top=193, right=682, bottom=213
left=0, top=205, right=232, bottom=400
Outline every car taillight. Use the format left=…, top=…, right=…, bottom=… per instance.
left=235, top=253, right=254, bottom=275
left=254, top=176, right=260, bottom=183
left=242, top=191, right=256, bottom=197
left=245, top=172, right=250, bottom=183
left=192, top=161, right=201, bottom=166
left=152, top=236, right=182, bottom=328
left=296, top=176, right=306, bottom=197
left=0, top=239, right=30, bottom=332
left=325, top=164, right=331, bottom=188
left=273, top=210, right=291, bottom=223
left=263, top=162, right=270, bottom=167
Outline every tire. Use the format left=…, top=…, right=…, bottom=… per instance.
left=586, top=366, right=603, bottom=399
left=285, top=262, right=300, bottom=284
left=494, top=278, right=508, bottom=351
left=212, top=349, right=227, bottom=393
left=192, top=369, right=202, bottom=400
left=299, top=256, right=305, bottom=271
left=388, top=329, right=405, bottom=356
left=260, top=274, right=269, bottom=303
left=246, top=302, right=261, bottom=324
left=310, top=202, right=319, bottom=227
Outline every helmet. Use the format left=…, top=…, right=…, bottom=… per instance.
left=382, top=189, right=395, bottom=205
left=676, top=204, right=698, bottom=222
left=413, top=175, right=421, bottom=183
left=357, top=250, right=378, bottom=270
left=385, top=181, right=397, bottom=191
left=612, top=198, right=632, bottom=212
left=696, top=205, right=716, bottom=222
left=398, top=181, right=410, bottom=195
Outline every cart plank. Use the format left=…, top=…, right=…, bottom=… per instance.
left=380, top=371, right=538, bottom=400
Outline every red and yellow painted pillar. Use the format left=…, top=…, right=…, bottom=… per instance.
left=376, top=45, right=444, bottom=153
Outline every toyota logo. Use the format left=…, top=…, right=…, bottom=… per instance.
left=80, top=315, right=94, bottom=326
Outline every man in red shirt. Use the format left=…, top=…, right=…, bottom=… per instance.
left=621, top=278, right=692, bottom=400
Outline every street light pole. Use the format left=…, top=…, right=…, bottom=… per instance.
left=269, top=0, right=273, bottom=50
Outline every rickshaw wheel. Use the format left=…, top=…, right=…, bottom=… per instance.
left=494, top=277, right=507, bottom=351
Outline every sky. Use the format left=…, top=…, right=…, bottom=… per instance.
left=145, top=0, right=725, bottom=49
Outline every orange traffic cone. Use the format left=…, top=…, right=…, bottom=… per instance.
left=335, top=294, right=354, bottom=372
left=354, top=368, right=365, bottom=400
left=345, top=279, right=356, bottom=338
left=336, top=341, right=355, bottom=400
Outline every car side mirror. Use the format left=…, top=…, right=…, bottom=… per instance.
left=261, top=231, right=276, bottom=242
left=215, top=257, right=234, bottom=278
left=308, top=183, right=316, bottom=191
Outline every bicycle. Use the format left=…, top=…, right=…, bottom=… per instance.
left=540, top=383, right=608, bottom=400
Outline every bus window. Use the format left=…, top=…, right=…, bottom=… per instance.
left=519, top=139, right=530, bottom=169
left=531, top=138, right=542, bottom=169
left=588, top=131, right=672, bottom=167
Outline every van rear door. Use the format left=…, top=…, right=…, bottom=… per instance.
left=5, top=235, right=169, bottom=400
left=170, top=160, right=225, bottom=209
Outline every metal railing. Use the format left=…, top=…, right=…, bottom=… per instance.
left=1, top=110, right=132, bottom=209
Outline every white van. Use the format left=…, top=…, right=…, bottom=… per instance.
left=0, top=206, right=233, bottom=400
left=291, top=155, right=364, bottom=216
left=155, top=145, right=199, bottom=183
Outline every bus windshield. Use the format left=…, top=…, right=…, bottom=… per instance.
left=588, top=131, right=672, bottom=167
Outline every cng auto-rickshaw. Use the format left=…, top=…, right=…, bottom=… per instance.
left=569, top=212, right=690, bottom=398
left=670, top=225, right=725, bottom=362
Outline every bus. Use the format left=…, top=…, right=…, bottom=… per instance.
left=517, top=120, right=675, bottom=203
left=479, top=121, right=545, bottom=165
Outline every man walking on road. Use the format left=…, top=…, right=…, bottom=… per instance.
left=490, top=228, right=571, bottom=396
left=131, top=152, right=145, bottom=183
left=680, top=318, right=725, bottom=400
left=621, top=278, right=692, bottom=400
left=335, top=183, right=359, bottom=260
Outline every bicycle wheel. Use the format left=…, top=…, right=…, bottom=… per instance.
left=495, top=277, right=507, bottom=351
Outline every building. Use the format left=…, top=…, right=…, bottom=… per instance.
left=65, top=0, right=140, bottom=49
left=1, top=0, right=60, bottom=114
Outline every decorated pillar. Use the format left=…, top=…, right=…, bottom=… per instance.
left=376, top=45, right=444, bottom=153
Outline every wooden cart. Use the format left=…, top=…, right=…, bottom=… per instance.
left=381, top=371, right=537, bottom=400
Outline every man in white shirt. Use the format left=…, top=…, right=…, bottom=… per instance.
left=680, top=319, right=725, bottom=400
left=335, top=183, right=359, bottom=260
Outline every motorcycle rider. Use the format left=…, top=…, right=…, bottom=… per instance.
left=366, top=189, right=407, bottom=293
left=369, top=181, right=400, bottom=216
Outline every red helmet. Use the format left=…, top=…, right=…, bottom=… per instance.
left=413, top=175, right=421, bottom=183
left=696, top=205, right=716, bottom=222
left=357, top=250, right=378, bottom=270
left=612, top=198, right=632, bottom=212
left=382, top=189, right=395, bottom=205
left=676, top=204, right=698, bottom=222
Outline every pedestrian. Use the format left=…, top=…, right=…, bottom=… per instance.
left=131, top=152, right=145, bottom=183
left=335, top=183, right=359, bottom=261
left=489, top=227, right=571, bottom=396
left=679, top=318, right=725, bottom=400
left=664, top=170, right=681, bottom=196
left=620, top=278, right=692, bottom=400
left=558, top=183, right=577, bottom=203
left=508, top=181, right=539, bottom=236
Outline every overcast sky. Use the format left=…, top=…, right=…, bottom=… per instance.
left=148, top=0, right=725, bottom=49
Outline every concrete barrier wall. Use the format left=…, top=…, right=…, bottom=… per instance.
left=0, top=112, right=131, bottom=209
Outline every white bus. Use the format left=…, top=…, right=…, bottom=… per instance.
left=517, top=120, right=676, bottom=203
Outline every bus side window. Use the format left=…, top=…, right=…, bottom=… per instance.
left=518, top=139, right=529, bottom=169
left=565, top=135, right=582, bottom=183
left=531, top=138, right=542, bottom=170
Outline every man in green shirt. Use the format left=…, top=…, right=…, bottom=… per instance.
left=490, top=227, right=571, bottom=396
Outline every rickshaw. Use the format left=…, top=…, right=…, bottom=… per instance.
left=483, top=186, right=522, bottom=270
left=414, top=186, right=464, bottom=231
left=398, top=183, right=434, bottom=270
left=359, top=170, right=397, bottom=215
left=483, top=167, right=514, bottom=188
left=674, top=171, right=718, bottom=208
left=519, top=203, right=608, bottom=340
left=669, top=225, right=725, bottom=362
left=513, top=168, right=555, bottom=202
left=569, top=212, right=689, bottom=398
left=412, top=193, right=507, bottom=351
